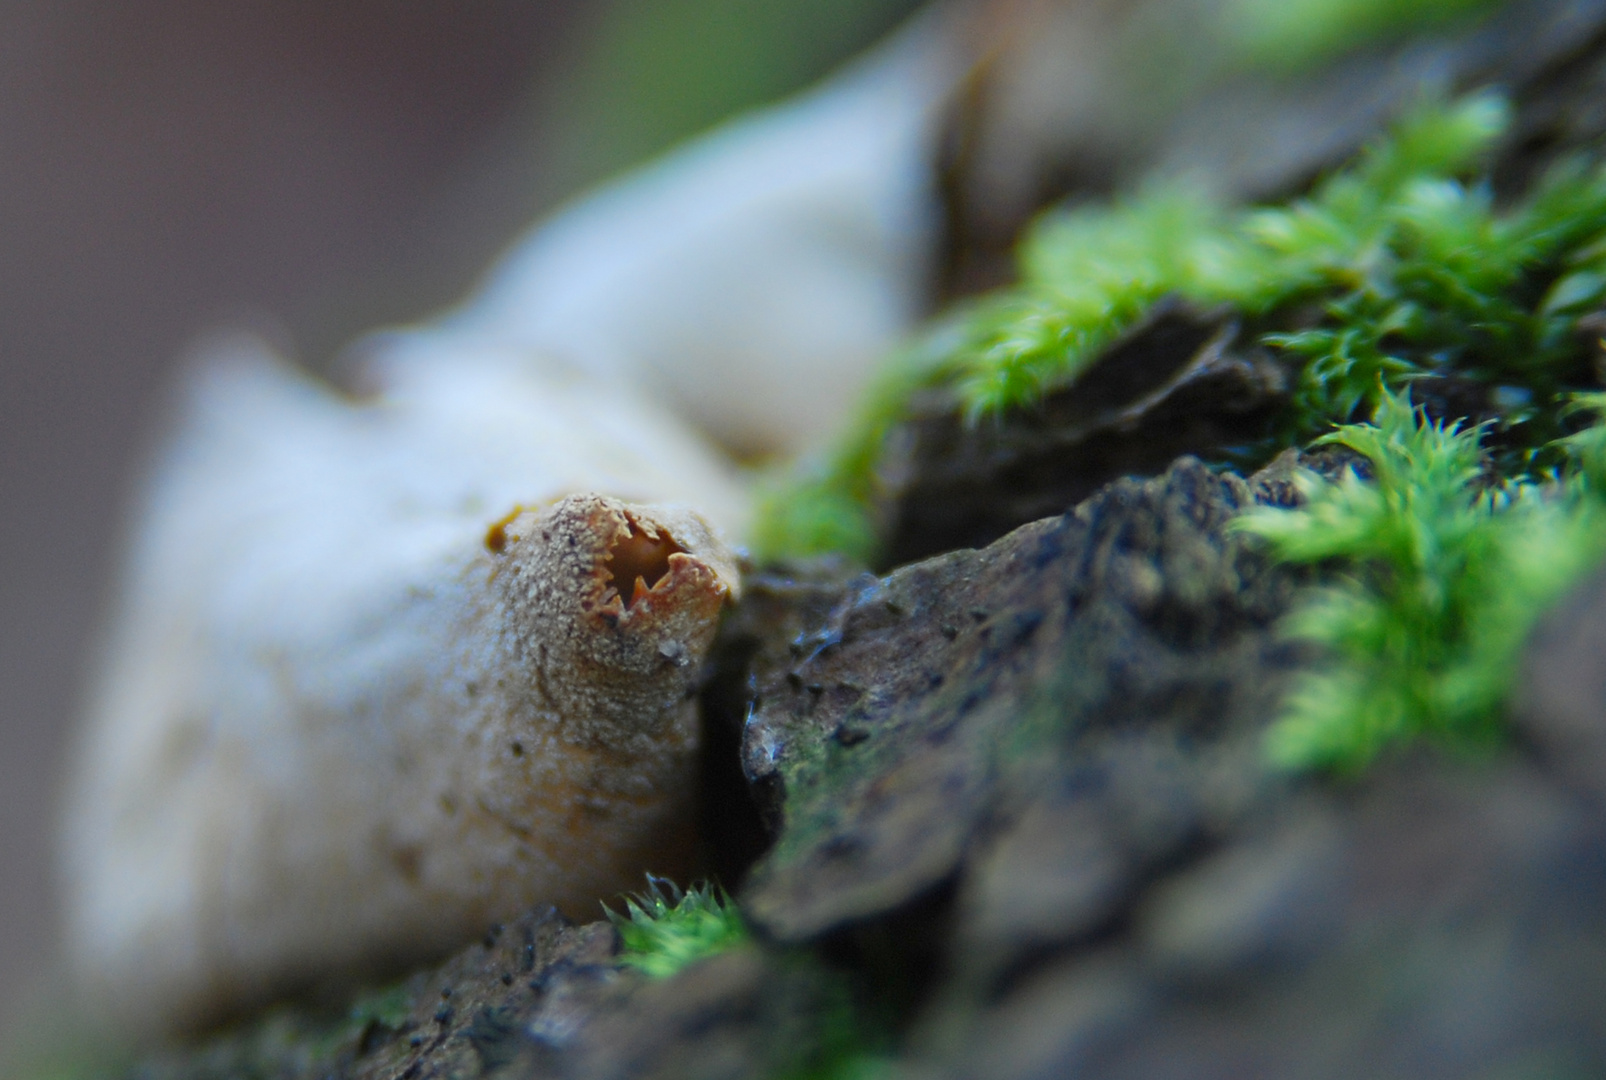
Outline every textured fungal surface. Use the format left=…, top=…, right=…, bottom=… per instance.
left=60, top=343, right=743, bottom=1039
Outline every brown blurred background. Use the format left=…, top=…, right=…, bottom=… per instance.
left=0, top=0, right=922, bottom=1036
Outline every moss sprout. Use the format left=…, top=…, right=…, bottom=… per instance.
left=606, top=877, right=749, bottom=978
left=603, top=878, right=891, bottom=1077
left=1236, top=389, right=1606, bottom=773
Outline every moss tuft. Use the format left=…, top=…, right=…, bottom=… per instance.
left=943, top=92, right=1523, bottom=425
left=1235, top=388, right=1606, bottom=773
left=606, top=877, right=749, bottom=978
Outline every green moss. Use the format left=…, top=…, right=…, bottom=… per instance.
left=946, top=92, right=1525, bottom=425
left=750, top=475, right=880, bottom=567
left=605, top=879, right=891, bottom=1076
left=1270, top=149, right=1606, bottom=451
left=1235, top=389, right=1606, bottom=773
left=748, top=346, right=934, bottom=564
left=752, top=91, right=1606, bottom=563
left=1222, top=0, right=1504, bottom=74
left=606, top=877, right=750, bottom=978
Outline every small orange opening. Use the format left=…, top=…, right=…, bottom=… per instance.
left=604, top=520, right=684, bottom=608
left=484, top=505, right=524, bottom=553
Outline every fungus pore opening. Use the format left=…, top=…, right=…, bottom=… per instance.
left=605, top=520, right=684, bottom=608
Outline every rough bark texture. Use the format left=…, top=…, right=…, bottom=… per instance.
left=104, top=455, right=1606, bottom=1079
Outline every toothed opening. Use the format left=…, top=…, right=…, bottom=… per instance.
left=605, top=519, right=684, bottom=609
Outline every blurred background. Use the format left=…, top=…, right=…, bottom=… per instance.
left=0, top=0, right=923, bottom=1035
